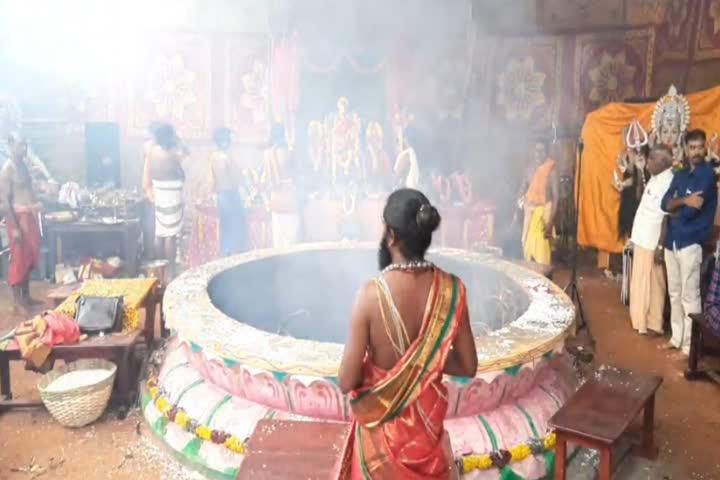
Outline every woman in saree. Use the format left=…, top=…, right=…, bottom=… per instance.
left=335, top=188, right=478, bottom=479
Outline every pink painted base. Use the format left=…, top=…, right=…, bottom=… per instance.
left=146, top=337, right=576, bottom=479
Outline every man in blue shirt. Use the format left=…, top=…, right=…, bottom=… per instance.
left=661, top=129, right=718, bottom=355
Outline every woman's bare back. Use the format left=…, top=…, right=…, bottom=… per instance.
left=367, top=269, right=435, bottom=371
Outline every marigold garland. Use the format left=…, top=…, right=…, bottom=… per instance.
left=146, top=377, right=246, bottom=454
left=146, top=377, right=557, bottom=469
left=459, top=431, right=557, bottom=473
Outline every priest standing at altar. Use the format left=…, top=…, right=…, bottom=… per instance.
left=521, top=141, right=559, bottom=265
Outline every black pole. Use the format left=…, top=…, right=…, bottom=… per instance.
left=564, top=137, right=591, bottom=339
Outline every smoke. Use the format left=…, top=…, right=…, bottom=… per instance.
left=209, top=247, right=530, bottom=344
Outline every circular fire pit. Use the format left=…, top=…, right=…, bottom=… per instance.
left=144, top=243, right=576, bottom=479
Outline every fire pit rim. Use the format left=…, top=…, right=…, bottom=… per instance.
left=163, top=242, right=575, bottom=377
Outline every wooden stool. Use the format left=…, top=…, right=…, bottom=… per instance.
left=549, top=367, right=662, bottom=480
left=46, top=283, right=81, bottom=307
left=236, top=419, right=350, bottom=479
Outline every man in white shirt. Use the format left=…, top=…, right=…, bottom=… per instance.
left=629, top=145, right=674, bottom=334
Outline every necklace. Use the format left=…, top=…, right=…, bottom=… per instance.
left=381, top=260, right=434, bottom=275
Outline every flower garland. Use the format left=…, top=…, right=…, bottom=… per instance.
left=146, top=376, right=555, bottom=470
left=458, top=432, right=556, bottom=473
left=146, top=378, right=247, bottom=455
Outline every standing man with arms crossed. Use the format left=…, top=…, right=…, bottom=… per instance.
left=0, top=134, right=42, bottom=316
left=661, top=129, right=717, bottom=356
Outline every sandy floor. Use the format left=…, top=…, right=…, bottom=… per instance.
left=0, top=265, right=719, bottom=479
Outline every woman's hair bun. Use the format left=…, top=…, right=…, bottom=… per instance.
left=415, top=203, right=441, bottom=233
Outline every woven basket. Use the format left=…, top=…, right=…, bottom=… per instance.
left=38, top=358, right=117, bottom=428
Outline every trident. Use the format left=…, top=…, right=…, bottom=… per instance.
left=625, top=119, right=648, bottom=153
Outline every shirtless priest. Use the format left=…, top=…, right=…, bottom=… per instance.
left=145, top=123, right=186, bottom=276
left=0, top=134, right=42, bottom=315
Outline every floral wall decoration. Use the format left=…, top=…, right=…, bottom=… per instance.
left=491, top=36, right=563, bottom=129
left=127, top=34, right=212, bottom=140
left=573, top=28, right=654, bottom=123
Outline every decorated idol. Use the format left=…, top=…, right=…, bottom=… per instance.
left=649, top=85, right=690, bottom=168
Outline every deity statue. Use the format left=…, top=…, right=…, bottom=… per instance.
left=325, top=97, right=361, bottom=184
left=649, top=84, right=690, bottom=167
left=613, top=119, right=650, bottom=241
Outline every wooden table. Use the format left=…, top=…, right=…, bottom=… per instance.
left=549, top=367, right=662, bottom=480
left=0, top=279, right=163, bottom=413
left=0, top=331, right=142, bottom=413
left=45, top=219, right=142, bottom=277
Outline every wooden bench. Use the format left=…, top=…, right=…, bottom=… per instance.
left=47, top=280, right=164, bottom=345
left=0, top=283, right=163, bottom=414
left=0, top=330, right=142, bottom=413
left=549, top=367, right=662, bottom=480
left=46, top=283, right=82, bottom=307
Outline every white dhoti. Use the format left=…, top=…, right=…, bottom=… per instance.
left=152, top=179, right=184, bottom=238
left=271, top=213, right=300, bottom=248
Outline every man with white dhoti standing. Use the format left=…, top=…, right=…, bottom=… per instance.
left=629, top=145, right=673, bottom=335
left=146, top=123, right=186, bottom=277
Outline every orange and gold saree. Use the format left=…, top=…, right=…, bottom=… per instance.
left=334, top=268, right=466, bottom=480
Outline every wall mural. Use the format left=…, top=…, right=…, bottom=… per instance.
left=573, top=28, right=654, bottom=123
left=492, top=36, right=563, bottom=128
left=127, top=34, right=212, bottom=140
left=11, top=0, right=720, bottom=173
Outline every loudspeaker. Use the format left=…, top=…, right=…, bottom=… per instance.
left=85, top=122, right=120, bottom=187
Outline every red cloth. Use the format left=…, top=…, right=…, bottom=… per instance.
left=6, top=210, right=41, bottom=286
left=41, top=311, right=81, bottom=346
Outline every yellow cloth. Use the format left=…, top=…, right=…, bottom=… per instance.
left=579, top=85, right=720, bottom=253
left=523, top=204, right=552, bottom=265
left=56, top=278, right=157, bottom=332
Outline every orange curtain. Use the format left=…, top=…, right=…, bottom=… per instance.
left=578, top=85, right=720, bottom=253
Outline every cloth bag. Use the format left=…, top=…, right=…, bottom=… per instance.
left=75, top=295, right=124, bottom=333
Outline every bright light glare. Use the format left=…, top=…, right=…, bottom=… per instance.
left=0, top=0, right=189, bottom=81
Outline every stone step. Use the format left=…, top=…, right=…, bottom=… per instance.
left=236, top=419, right=350, bottom=480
